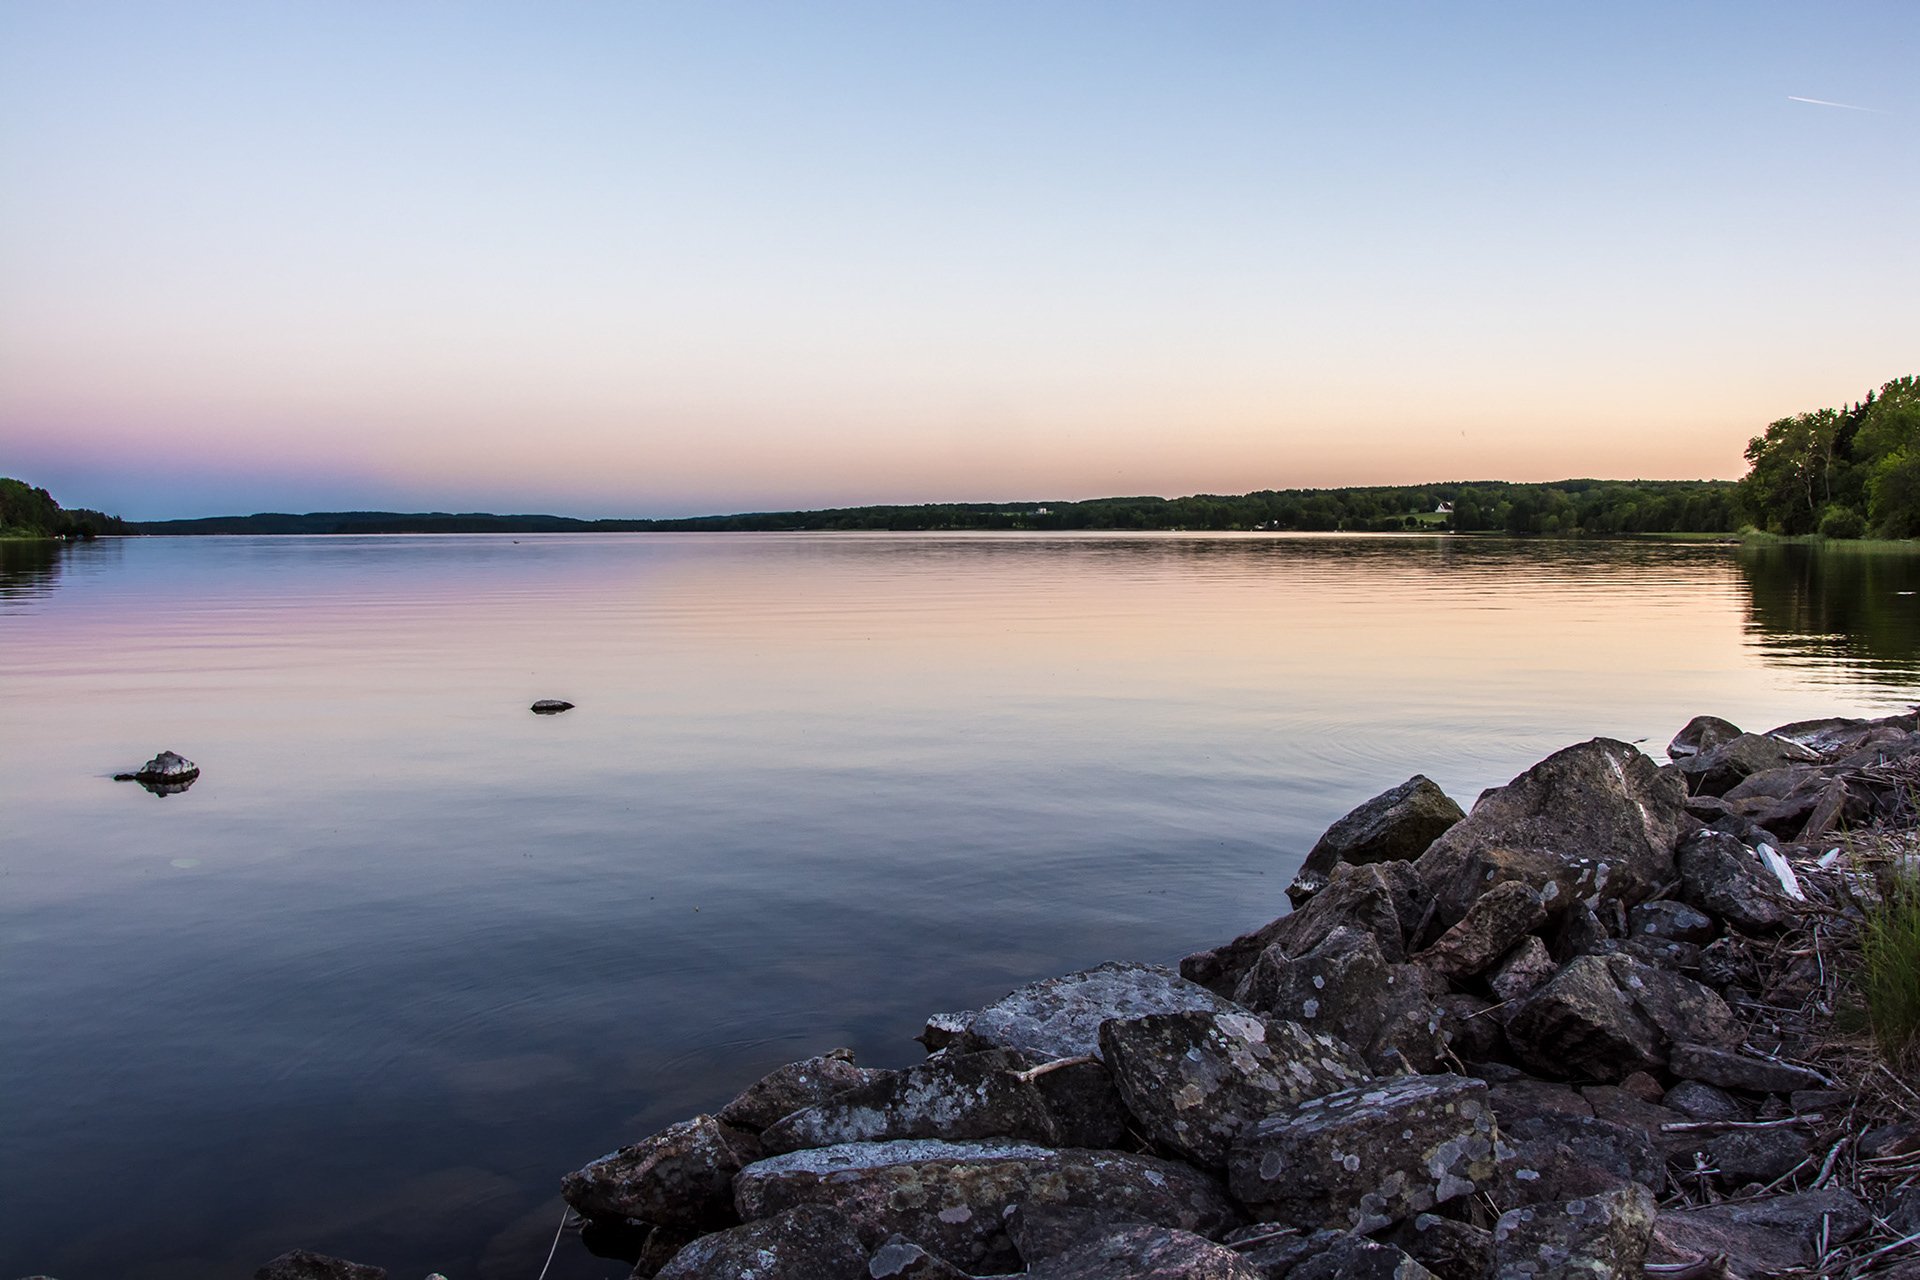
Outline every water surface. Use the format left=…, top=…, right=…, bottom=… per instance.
left=2, top=533, right=1916, bottom=1279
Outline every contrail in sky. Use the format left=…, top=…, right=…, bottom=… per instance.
left=1787, top=95, right=1884, bottom=113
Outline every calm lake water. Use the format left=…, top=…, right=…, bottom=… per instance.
left=3, top=533, right=1918, bottom=1279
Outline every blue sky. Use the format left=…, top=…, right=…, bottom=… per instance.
left=2, top=2, right=1914, bottom=519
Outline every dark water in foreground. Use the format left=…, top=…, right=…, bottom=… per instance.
left=2, top=533, right=1917, bottom=1279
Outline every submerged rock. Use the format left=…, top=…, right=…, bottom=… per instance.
left=530, top=699, right=574, bottom=714
left=1228, top=1073, right=1498, bottom=1233
left=1098, top=1008, right=1370, bottom=1169
left=733, top=1139, right=1241, bottom=1273
left=1285, top=775, right=1464, bottom=906
left=960, top=961, right=1240, bottom=1062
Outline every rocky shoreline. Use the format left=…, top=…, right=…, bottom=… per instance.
left=244, top=710, right=1919, bottom=1279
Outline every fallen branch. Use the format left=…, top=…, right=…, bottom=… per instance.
left=1660, top=1114, right=1825, bottom=1133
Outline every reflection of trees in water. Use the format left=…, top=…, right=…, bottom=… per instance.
left=1737, top=545, right=1920, bottom=676
left=0, top=539, right=62, bottom=600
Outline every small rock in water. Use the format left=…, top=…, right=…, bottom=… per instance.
left=116, top=749, right=199, bottom=795
left=530, top=699, right=574, bottom=714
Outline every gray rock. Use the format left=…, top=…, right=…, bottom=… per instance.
left=1436, top=992, right=1505, bottom=1064
left=1488, top=937, right=1558, bottom=1005
left=1416, top=880, right=1549, bottom=981
left=1185, top=862, right=1420, bottom=993
left=1661, top=1080, right=1750, bottom=1122
left=1218, top=1224, right=1345, bottom=1275
left=1647, top=1188, right=1870, bottom=1275
left=1579, top=1087, right=1693, bottom=1159
left=1675, top=829, right=1794, bottom=936
left=1289, top=1236, right=1437, bottom=1280
left=254, top=1252, right=385, bottom=1280
left=1667, top=1043, right=1829, bottom=1094
left=866, top=1233, right=973, bottom=1279
left=1099, top=1008, right=1370, bottom=1169
left=759, top=1050, right=1059, bottom=1153
left=732, top=1139, right=1241, bottom=1274
left=962, top=961, right=1240, bottom=1062
left=718, top=1051, right=894, bottom=1133
left=919, top=1012, right=973, bottom=1052
left=1413, top=739, right=1687, bottom=933
left=1704, top=1126, right=1811, bottom=1187
left=1668, top=715, right=1742, bottom=760
left=530, top=699, right=574, bottom=713
left=1023, top=1053, right=1132, bottom=1149
left=1487, top=1079, right=1595, bottom=1127
left=1022, top=1224, right=1264, bottom=1280
left=1495, top=1112, right=1662, bottom=1206
left=1006, top=1203, right=1150, bottom=1266
left=1491, top=1184, right=1656, bottom=1279
left=1286, top=776, right=1465, bottom=906
left=1381, top=1214, right=1495, bottom=1280
left=1627, top=901, right=1716, bottom=945
left=562, top=1114, right=761, bottom=1228
left=1228, top=1073, right=1498, bottom=1233
left=654, top=1204, right=868, bottom=1280
left=1233, top=928, right=1450, bottom=1074
left=1677, top=732, right=1820, bottom=797
left=131, top=749, right=199, bottom=782
left=1504, top=954, right=1737, bottom=1082
left=1767, top=713, right=1918, bottom=757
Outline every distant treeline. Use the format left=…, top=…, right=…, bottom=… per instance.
left=0, top=478, right=128, bottom=539
left=133, top=479, right=1745, bottom=537
left=1740, top=375, right=1919, bottom=539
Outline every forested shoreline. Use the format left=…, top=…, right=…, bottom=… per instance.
left=1740, top=375, right=1919, bottom=539
left=0, top=477, right=129, bottom=539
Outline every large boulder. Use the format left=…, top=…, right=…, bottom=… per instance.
left=1022, top=1224, right=1266, bottom=1280
left=717, top=1050, right=894, bottom=1133
left=732, top=1139, right=1240, bottom=1273
left=1286, top=776, right=1465, bottom=905
left=561, top=1114, right=761, bottom=1228
left=1098, top=1008, right=1370, bottom=1169
left=1185, top=862, right=1420, bottom=995
left=961, top=962, right=1240, bottom=1061
left=1412, top=739, right=1687, bottom=933
left=1504, top=954, right=1737, bottom=1082
left=653, top=1204, right=868, bottom=1279
left=1491, top=1184, right=1656, bottom=1280
left=759, top=1050, right=1059, bottom=1153
left=1228, top=1073, right=1498, bottom=1233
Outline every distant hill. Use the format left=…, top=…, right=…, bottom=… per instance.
left=130, top=479, right=1744, bottom=536
left=0, top=477, right=128, bottom=539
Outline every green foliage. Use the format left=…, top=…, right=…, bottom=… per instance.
left=1861, top=860, right=1920, bottom=1069
left=0, top=478, right=128, bottom=538
left=1740, top=377, right=1920, bottom=539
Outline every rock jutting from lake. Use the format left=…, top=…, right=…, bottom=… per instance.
left=112, top=749, right=200, bottom=795
left=271, top=707, right=1920, bottom=1280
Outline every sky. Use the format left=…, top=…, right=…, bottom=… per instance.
left=1, top=2, right=1915, bottom=520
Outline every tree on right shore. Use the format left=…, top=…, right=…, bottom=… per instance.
left=1741, top=376, right=1919, bottom=538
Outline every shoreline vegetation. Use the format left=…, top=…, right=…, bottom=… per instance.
left=254, top=709, right=1920, bottom=1280
left=7, top=375, right=1914, bottom=543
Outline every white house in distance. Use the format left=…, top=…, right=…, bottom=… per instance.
left=1434, top=501, right=1454, bottom=515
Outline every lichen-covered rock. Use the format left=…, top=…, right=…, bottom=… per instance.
left=1381, top=1214, right=1495, bottom=1280
left=1416, top=880, right=1549, bottom=981
left=1227, top=1073, right=1498, bottom=1233
left=1668, top=715, right=1742, bottom=760
left=1184, top=862, right=1419, bottom=993
left=1286, top=775, right=1465, bottom=906
left=253, top=1252, right=384, bottom=1280
left=1495, top=1112, right=1661, bottom=1206
left=865, top=1233, right=974, bottom=1279
left=1099, top=1008, right=1370, bottom=1169
left=1412, top=739, right=1687, bottom=933
left=561, top=1114, right=761, bottom=1228
left=652, top=1204, right=868, bottom=1279
left=759, top=1050, right=1059, bottom=1153
left=1648, top=1188, right=1871, bottom=1276
left=1232, top=927, right=1451, bottom=1073
left=919, top=1012, right=973, bottom=1052
left=1677, top=732, right=1820, bottom=797
left=733, top=1139, right=1240, bottom=1273
left=1006, top=1202, right=1150, bottom=1266
left=1675, top=829, right=1792, bottom=934
left=1289, top=1236, right=1438, bottom=1280
left=1667, top=1042, right=1828, bottom=1094
left=1023, top=1053, right=1132, bottom=1148
left=718, top=1050, right=894, bottom=1133
left=1492, top=1184, right=1656, bottom=1279
left=1489, top=936, right=1558, bottom=1005
left=1504, top=954, right=1736, bottom=1082
left=1022, top=1224, right=1265, bottom=1280
left=961, top=961, right=1240, bottom=1061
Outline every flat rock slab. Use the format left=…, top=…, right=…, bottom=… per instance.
left=653, top=1204, right=868, bottom=1279
left=1505, top=953, right=1737, bottom=1082
left=733, top=1139, right=1241, bottom=1274
left=759, top=1050, right=1058, bottom=1153
left=1648, top=1188, right=1871, bottom=1276
left=1286, top=775, right=1464, bottom=905
left=1667, top=1042, right=1828, bottom=1094
left=961, top=961, right=1240, bottom=1062
left=562, top=1114, right=760, bottom=1228
left=1412, top=738, right=1686, bottom=931
left=1228, top=1073, right=1498, bottom=1233
left=717, top=1051, right=894, bottom=1133
left=254, top=1252, right=385, bottom=1280
left=1492, top=1185, right=1656, bottom=1280
left=1099, top=1008, right=1370, bottom=1169
left=1023, top=1224, right=1265, bottom=1280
